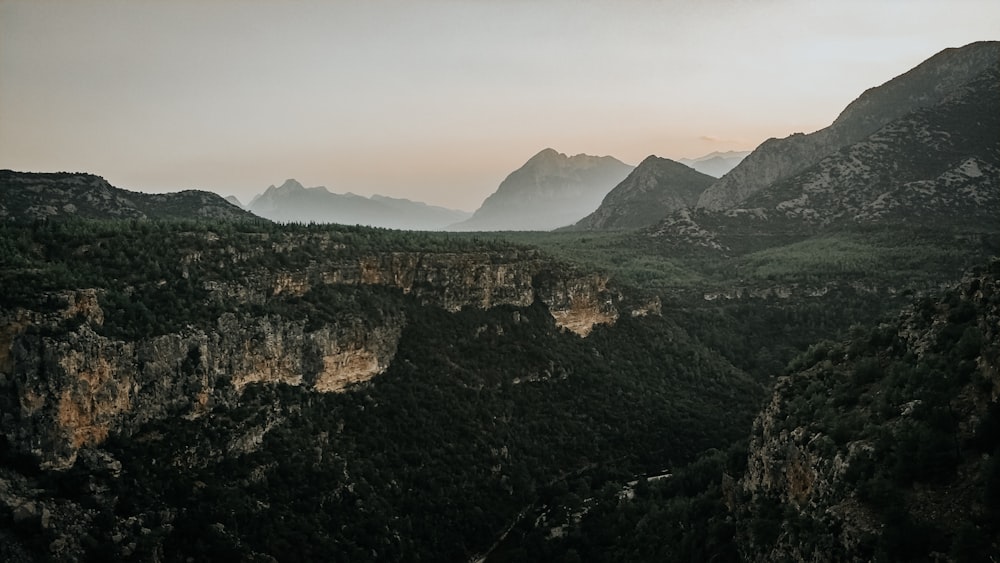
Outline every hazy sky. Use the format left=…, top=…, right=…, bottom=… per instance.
left=2, top=1, right=998, bottom=210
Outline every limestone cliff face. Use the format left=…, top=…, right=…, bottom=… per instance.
left=204, top=243, right=623, bottom=335
left=1, top=244, right=629, bottom=469
left=2, top=291, right=403, bottom=469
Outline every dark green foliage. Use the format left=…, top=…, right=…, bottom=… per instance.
left=92, top=303, right=761, bottom=562
left=489, top=446, right=746, bottom=563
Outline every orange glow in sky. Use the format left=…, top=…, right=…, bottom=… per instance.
left=2, top=0, right=998, bottom=211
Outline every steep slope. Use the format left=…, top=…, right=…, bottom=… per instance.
left=652, top=57, right=1000, bottom=252
left=0, top=171, right=257, bottom=222
left=248, top=179, right=470, bottom=230
left=739, top=60, right=1000, bottom=228
left=735, top=259, right=1000, bottom=560
left=697, top=40, right=1000, bottom=211
left=450, top=148, right=633, bottom=231
left=568, top=156, right=715, bottom=230
left=678, top=150, right=750, bottom=178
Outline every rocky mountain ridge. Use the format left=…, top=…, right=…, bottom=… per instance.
left=450, top=148, right=634, bottom=231
left=0, top=171, right=256, bottom=222
left=651, top=55, right=1000, bottom=251
left=696, top=40, right=1000, bottom=211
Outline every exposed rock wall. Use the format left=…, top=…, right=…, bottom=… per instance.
left=2, top=292, right=403, bottom=469
left=1, top=247, right=629, bottom=469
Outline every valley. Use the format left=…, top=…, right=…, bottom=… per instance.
left=1, top=40, right=998, bottom=562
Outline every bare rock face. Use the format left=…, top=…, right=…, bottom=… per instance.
left=0, top=240, right=632, bottom=469
left=4, top=296, right=404, bottom=469
left=697, top=41, right=1000, bottom=212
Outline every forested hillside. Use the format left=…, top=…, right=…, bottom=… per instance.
left=0, top=219, right=762, bottom=561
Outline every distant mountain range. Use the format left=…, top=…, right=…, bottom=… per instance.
left=0, top=171, right=256, bottom=222
left=449, top=148, right=634, bottom=231
left=245, top=179, right=471, bottom=230
left=567, top=156, right=715, bottom=231
left=677, top=150, right=750, bottom=178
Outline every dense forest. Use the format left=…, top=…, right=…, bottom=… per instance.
left=1, top=216, right=998, bottom=561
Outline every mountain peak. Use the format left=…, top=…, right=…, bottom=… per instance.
left=526, top=147, right=565, bottom=164
left=275, top=178, right=305, bottom=192
left=450, top=149, right=633, bottom=231
left=567, top=155, right=715, bottom=231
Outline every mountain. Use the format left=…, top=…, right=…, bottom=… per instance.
left=224, top=195, right=243, bottom=208
left=567, top=155, right=716, bottom=230
left=652, top=46, right=1000, bottom=251
left=697, top=40, right=1000, bottom=211
left=677, top=150, right=750, bottom=178
left=449, top=148, right=634, bottom=231
left=0, top=170, right=257, bottom=222
left=737, top=60, right=999, bottom=228
left=247, top=179, right=470, bottom=230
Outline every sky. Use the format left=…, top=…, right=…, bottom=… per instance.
left=1, top=1, right=998, bottom=211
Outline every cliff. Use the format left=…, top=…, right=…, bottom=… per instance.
left=735, top=260, right=1000, bottom=560
left=247, top=179, right=470, bottom=230
left=0, top=224, right=630, bottom=470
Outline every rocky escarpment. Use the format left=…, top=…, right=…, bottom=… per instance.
left=650, top=57, right=999, bottom=250
left=1, top=290, right=403, bottom=470
left=196, top=234, right=624, bottom=335
left=697, top=41, right=1000, bottom=211
left=734, top=261, right=1000, bottom=560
